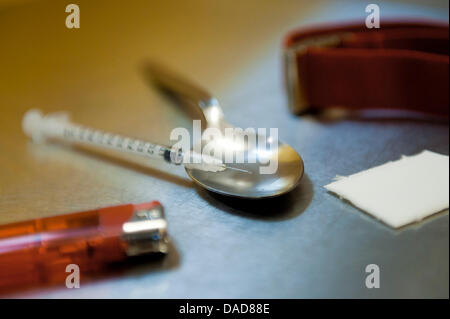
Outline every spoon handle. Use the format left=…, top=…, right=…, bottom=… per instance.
left=142, top=61, right=218, bottom=110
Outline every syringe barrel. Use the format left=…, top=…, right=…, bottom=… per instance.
left=22, top=109, right=172, bottom=162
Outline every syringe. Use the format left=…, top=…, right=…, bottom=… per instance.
left=22, top=109, right=234, bottom=173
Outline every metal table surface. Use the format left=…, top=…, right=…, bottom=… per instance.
left=0, top=0, right=448, bottom=298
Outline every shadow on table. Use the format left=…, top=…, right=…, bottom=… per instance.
left=195, top=174, right=314, bottom=221
left=28, top=142, right=193, bottom=189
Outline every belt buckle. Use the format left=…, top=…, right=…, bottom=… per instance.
left=284, top=33, right=348, bottom=114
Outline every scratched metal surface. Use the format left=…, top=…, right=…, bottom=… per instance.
left=0, top=0, right=448, bottom=298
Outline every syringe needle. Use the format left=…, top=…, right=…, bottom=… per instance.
left=223, top=166, right=252, bottom=174
left=22, top=109, right=245, bottom=174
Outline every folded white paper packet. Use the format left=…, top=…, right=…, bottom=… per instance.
left=324, top=150, right=449, bottom=228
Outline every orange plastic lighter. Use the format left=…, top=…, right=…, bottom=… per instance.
left=0, top=201, right=169, bottom=292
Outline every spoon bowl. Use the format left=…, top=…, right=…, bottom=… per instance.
left=144, top=63, right=304, bottom=198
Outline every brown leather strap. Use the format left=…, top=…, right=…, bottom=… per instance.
left=283, top=21, right=449, bottom=116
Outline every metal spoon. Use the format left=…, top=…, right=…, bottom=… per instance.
left=144, top=62, right=304, bottom=198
